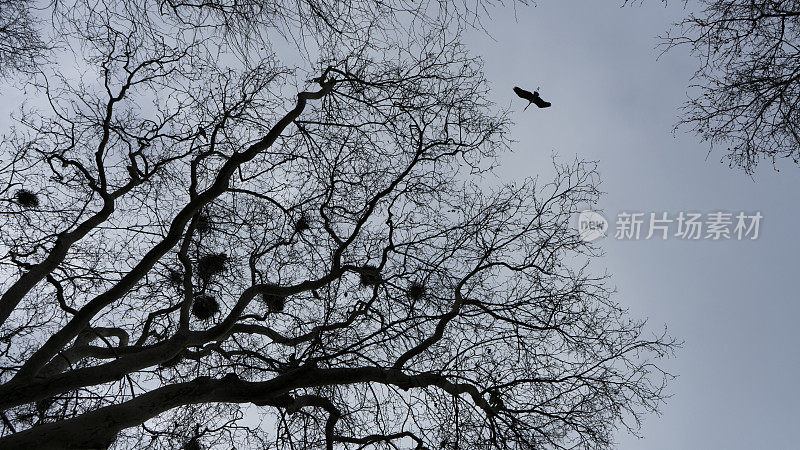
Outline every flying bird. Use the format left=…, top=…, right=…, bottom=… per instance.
left=513, top=86, right=551, bottom=110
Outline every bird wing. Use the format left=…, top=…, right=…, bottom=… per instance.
left=513, top=86, right=535, bottom=102
left=532, top=91, right=551, bottom=108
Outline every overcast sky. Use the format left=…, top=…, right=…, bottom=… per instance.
left=465, top=1, right=800, bottom=448
left=1, top=1, right=797, bottom=447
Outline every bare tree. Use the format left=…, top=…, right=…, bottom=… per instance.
left=0, top=1, right=677, bottom=448
left=661, top=0, right=800, bottom=172
left=0, top=0, right=46, bottom=75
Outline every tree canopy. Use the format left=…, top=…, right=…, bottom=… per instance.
left=0, top=1, right=676, bottom=448
left=663, top=0, right=800, bottom=172
left=0, top=0, right=46, bottom=75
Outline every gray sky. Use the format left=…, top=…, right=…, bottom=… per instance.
left=466, top=1, right=800, bottom=448
left=1, top=2, right=797, bottom=447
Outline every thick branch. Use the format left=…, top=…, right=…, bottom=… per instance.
left=10, top=80, right=336, bottom=382
left=0, top=366, right=490, bottom=449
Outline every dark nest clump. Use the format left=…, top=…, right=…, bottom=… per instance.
left=195, top=211, right=212, bottom=234
left=262, top=284, right=286, bottom=313
left=196, top=253, right=227, bottom=280
left=15, top=189, right=39, bottom=208
left=165, top=267, right=184, bottom=286
left=294, top=214, right=310, bottom=233
left=360, top=265, right=382, bottom=287
left=183, top=437, right=202, bottom=450
left=407, top=281, right=426, bottom=301
left=489, top=390, right=505, bottom=411
left=191, top=294, right=220, bottom=320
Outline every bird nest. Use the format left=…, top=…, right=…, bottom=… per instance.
left=488, top=390, right=505, bottom=414
left=294, top=214, right=310, bottom=233
left=15, top=189, right=39, bottom=208
left=261, top=284, right=286, bottom=313
left=183, top=437, right=202, bottom=450
left=195, top=211, right=212, bottom=234
left=407, top=281, right=426, bottom=301
left=196, top=253, right=227, bottom=280
left=165, top=267, right=184, bottom=286
left=191, top=294, right=220, bottom=320
left=359, top=265, right=382, bottom=287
